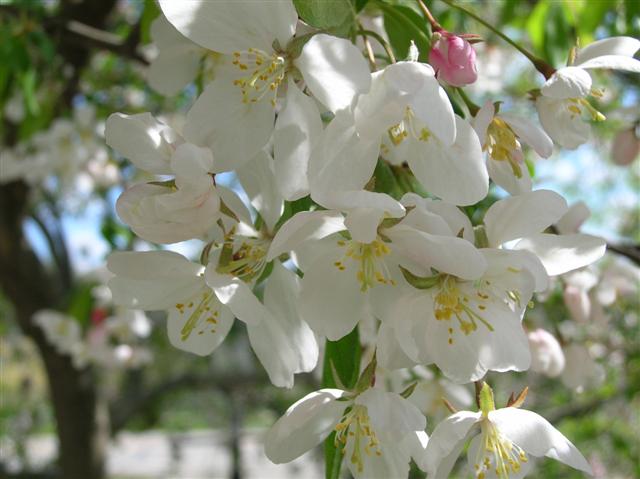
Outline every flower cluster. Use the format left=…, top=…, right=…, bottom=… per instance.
left=105, top=2, right=639, bottom=477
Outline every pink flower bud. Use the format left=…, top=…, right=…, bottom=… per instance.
left=429, top=31, right=478, bottom=87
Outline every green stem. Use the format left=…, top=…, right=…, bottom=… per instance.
left=440, top=0, right=555, bottom=79
left=416, top=0, right=443, bottom=31
left=456, top=87, right=480, bottom=116
left=357, top=29, right=397, bottom=64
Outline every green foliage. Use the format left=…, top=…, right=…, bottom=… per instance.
left=321, top=327, right=361, bottom=479
left=293, top=0, right=356, bottom=37
left=379, top=2, right=430, bottom=61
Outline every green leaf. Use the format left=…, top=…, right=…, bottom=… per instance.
left=293, top=0, right=356, bottom=37
left=381, top=4, right=430, bottom=61
left=321, top=326, right=361, bottom=479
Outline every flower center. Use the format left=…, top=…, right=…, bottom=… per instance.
left=433, top=275, right=494, bottom=345
left=485, top=118, right=523, bottom=178
left=334, top=238, right=395, bottom=292
left=216, top=237, right=269, bottom=282
left=474, top=420, right=528, bottom=479
left=231, top=48, right=287, bottom=107
left=334, top=405, right=382, bottom=473
left=387, top=107, right=432, bottom=148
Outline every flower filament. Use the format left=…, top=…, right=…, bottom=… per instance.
left=177, top=289, right=220, bottom=341
left=433, top=275, right=494, bottom=345
left=231, top=48, right=287, bottom=107
left=216, top=237, right=269, bottom=283
left=334, top=405, right=382, bottom=473
left=474, top=420, right=528, bottom=479
left=334, top=238, right=395, bottom=292
left=566, top=98, right=606, bottom=122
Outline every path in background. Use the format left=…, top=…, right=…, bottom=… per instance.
left=1, top=429, right=323, bottom=479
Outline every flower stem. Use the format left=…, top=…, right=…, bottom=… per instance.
left=439, top=0, right=555, bottom=79
left=456, top=87, right=480, bottom=116
left=357, top=28, right=397, bottom=64
left=416, top=0, right=442, bottom=32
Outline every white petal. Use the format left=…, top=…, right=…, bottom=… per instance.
left=299, top=246, right=371, bottom=340
left=344, top=208, right=385, bottom=244
left=159, top=0, right=296, bottom=54
left=407, top=116, right=488, bottom=206
left=308, top=109, right=380, bottom=195
left=555, top=201, right=591, bottom=234
left=107, top=251, right=204, bottom=310
left=354, top=65, right=414, bottom=140
left=541, top=67, right=592, bottom=99
left=266, top=210, right=345, bottom=261
left=273, top=82, right=322, bottom=200
left=246, top=311, right=301, bottom=388
left=184, top=75, right=275, bottom=172
left=536, top=96, right=591, bottom=150
left=514, top=233, right=606, bottom=276
left=575, top=36, right=640, bottom=64
left=408, top=69, right=456, bottom=145
left=406, top=431, right=430, bottom=472
left=105, top=113, right=173, bottom=174
left=425, top=284, right=531, bottom=383
left=167, top=291, right=234, bottom=355
left=116, top=183, right=220, bottom=244
left=484, top=189, right=568, bottom=247
left=265, top=389, right=347, bottom=463
left=386, top=225, right=487, bottom=280
left=489, top=408, right=592, bottom=474
left=317, top=189, right=405, bottom=218
left=501, top=114, right=553, bottom=158
left=576, top=54, right=640, bottom=72
left=296, top=34, right=372, bottom=112
left=356, top=388, right=427, bottom=441
left=148, top=16, right=203, bottom=95
left=170, top=143, right=214, bottom=179
left=472, top=100, right=496, bottom=146
left=424, top=411, right=481, bottom=478
left=263, top=262, right=319, bottom=374
left=236, top=150, right=284, bottom=232
left=487, top=156, right=533, bottom=196
left=204, top=269, right=264, bottom=325
left=401, top=195, right=475, bottom=243
left=397, top=208, right=453, bottom=237
left=376, top=319, right=418, bottom=370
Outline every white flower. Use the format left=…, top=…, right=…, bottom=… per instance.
left=108, top=242, right=317, bottom=388
left=482, top=189, right=606, bottom=277
left=160, top=0, right=370, bottom=175
left=424, top=383, right=592, bottom=478
left=265, top=387, right=428, bottom=479
left=528, top=328, right=565, bottom=377
left=309, top=61, right=489, bottom=206
left=473, top=101, right=552, bottom=195
left=146, top=15, right=208, bottom=95
left=34, top=310, right=84, bottom=359
left=536, top=37, right=640, bottom=149
left=106, top=113, right=221, bottom=244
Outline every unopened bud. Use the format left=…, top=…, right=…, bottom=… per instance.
left=429, top=31, right=478, bottom=87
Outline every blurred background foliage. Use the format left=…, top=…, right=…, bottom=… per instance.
left=0, top=1, right=638, bottom=478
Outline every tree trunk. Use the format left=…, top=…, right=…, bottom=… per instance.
left=0, top=182, right=109, bottom=479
